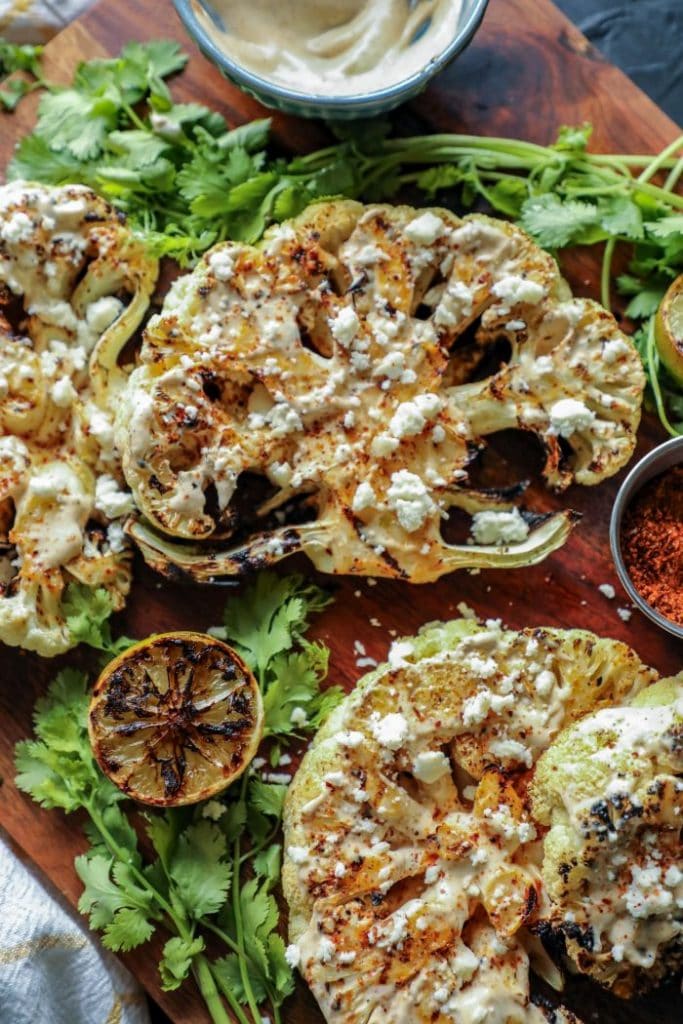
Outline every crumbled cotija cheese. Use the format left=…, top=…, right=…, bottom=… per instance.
left=470, top=508, right=530, bottom=546
left=386, top=470, right=435, bottom=532
left=549, top=397, right=596, bottom=437
left=371, top=712, right=409, bottom=749
left=404, top=212, right=444, bottom=245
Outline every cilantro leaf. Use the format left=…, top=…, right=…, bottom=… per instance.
left=8, top=133, right=93, bottom=184
left=76, top=851, right=157, bottom=941
left=15, top=670, right=98, bottom=811
left=212, top=953, right=268, bottom=1005
left=519, top=194, right=602, bottom=248
left=0, top=39, right=44, bottom=78
left=624, top=286, right=667, bottom=320
left=600, top=196, right=644, bottom=240
left=552, top=123, right=592, bottom=153
left=221, top=572, right=331, bottom=676
left=103, top=906, right=156, bottom=952
left=248, top=780, right=288, bottom=822
left=169, top=821, right=232, bottom=918
left=37, top=89, right=118, bottom=160
left=62, top=583, right=135, bottom=659
left=160, top=935, right=205, bottom=991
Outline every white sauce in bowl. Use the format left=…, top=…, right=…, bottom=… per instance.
left=195, top=0, right=464, bottom=97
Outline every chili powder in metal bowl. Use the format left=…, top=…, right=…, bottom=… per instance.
left=610, top=436, right=683, bottom=639
left=621, top=466, right=683, bottom=625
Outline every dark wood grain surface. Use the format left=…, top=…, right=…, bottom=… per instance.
left=0, top=0, right=681, bottom=1021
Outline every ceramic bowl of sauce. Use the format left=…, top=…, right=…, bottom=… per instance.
left=173, top=0, right=490, bottom=118
left=609, top=435, right=683, bottom=640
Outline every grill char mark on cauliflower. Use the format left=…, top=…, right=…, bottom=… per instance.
left=0, top=182, right=158, bottom=656
left=281, top=618, right=662, bottom=1024
left=531, top=674, right=683, bottom=997
left=119, top=200, right=644, bottom=584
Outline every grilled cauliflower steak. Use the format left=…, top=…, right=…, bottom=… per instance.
left=531, top=674, right=683, bottom=996
left=0, top=183, right=158, bottom=655
left=119, top=200, right=644, bottom=583
left=282, top=619, right=658, bottom=1023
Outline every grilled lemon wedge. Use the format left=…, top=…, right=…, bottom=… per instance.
left=655, top=274, right=683, bottom=385
left=89, top=631, right=263, bottom=806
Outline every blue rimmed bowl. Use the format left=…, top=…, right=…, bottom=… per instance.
left=172, top=0, right=490, bottom=119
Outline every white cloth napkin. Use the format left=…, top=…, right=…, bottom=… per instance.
left=0, top=0, right=95, bottom=42
left=0, top=836, right=150, bottom=1024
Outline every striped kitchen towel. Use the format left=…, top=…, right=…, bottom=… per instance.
left=0, top=0, right=95, bottom=42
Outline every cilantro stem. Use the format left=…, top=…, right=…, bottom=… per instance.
left=194, top=954, right=234, bottom=1024
left=87, top=802, right=237, bottom=1024
left=230, top=773, right=264, bottom=1024
left=645, top=316, right=679, bottom=437
left=204, top=920, right=284, bottom=1024
left=637, top=134, right=683, bottom=186
left=601, top=238, right=617, bottom=312
left=664, top=155, right=683, bottom=193
left=208, top=961, right=255, bottom=1024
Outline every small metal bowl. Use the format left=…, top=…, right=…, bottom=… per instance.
left=173, top=0, right=489, bottom=120
left=609, top=435, right=683, bottom=640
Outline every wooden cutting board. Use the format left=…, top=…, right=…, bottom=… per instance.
left=0, top=1, right=681, bottom=1022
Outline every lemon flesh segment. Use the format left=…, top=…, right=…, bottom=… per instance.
left=89, top=631, right=264, bottom=806
left=655, top=275, right=683, bottom=386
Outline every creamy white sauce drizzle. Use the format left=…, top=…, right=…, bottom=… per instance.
left=197, top=0, right=463, bottom=97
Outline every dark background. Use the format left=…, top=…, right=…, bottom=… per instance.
left=557, top=0, right=682, bottom=123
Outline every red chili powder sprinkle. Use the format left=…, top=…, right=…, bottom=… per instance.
left=621, top=465, right=683, bottom=625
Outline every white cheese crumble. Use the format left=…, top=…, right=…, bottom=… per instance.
left=329, top=306, right=360, bottom=347
left=549, top=397, right=596, bottom=437
left=266, top=402, right=303, bottom=437
left=386, top=470, right=435, bottom=532
left=598, top=582, right=616, bottom=599
left=2, top=210, right=34, bottom=244
left=489, top=738, right=533, bottom=768
left=287, top=845, right=309, bottom=864
left=412, top=750, right=451, bottom=784
left=461, top=689, right=513, bottom=727
left=284, top=944, right=301, bottom=969
left=318, top=938, right=336, bottom=964
left=208, top=248, right=235, bottom=281
left=50, top=375, right=77, bottom=408
left=370, top=433, right=400, bottom=458
left=404, top=211, right=444, bottom=245
left=94, top=474, right=135, bottom=519
left=491, top=274, right=546, bottom=308
left=371, top=712, right=409, bottom=750
left=434, top=279, right=474, bottom=327
left=352, top=481, right=378, bottom=513
left=389, top=394, right=442, bottom=439
left=201, top=800, right=226, bottom=821
left=86, top=296, right=124, bottom=336
left=388, top=639, right=414, bottom=669
left=470, top=508, right=529, bottom=546
left=269, top=461, right=293, bottom=488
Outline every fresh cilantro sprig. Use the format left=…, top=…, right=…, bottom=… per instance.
left=62, top=583, right=136, bottom=661
left=16, top=572, right=340, bottom=1024
left=0, top=40, right=45, bottom=110
left=212, top=571, right=343, bottom=754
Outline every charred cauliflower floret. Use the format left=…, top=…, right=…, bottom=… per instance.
left=119, top=200, right=644, bottom=584
left=0, top=182, right=158, bottom=655
left=282, top=619, right=658, bottom=1024
left=531, top=675, right=683, bottom=996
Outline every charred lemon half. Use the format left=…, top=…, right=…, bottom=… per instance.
left=89, top=631, right=264, bottom=806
